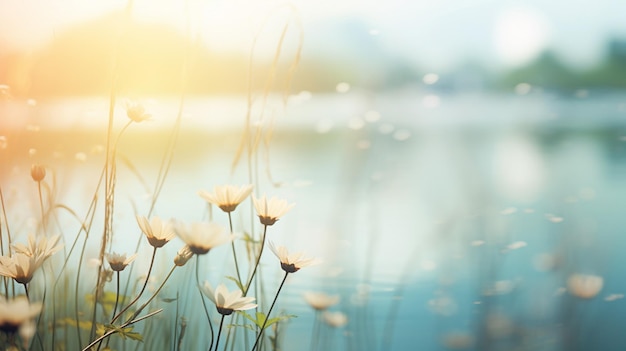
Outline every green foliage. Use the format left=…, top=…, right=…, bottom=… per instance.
left=57, top=317, right=99, bottom=332
left=99, top=324, right=144, bottom=342
left=242, top=232, right=258, bottom=244
left=85, top=292, right=131, bottom=317
left=237, top=311, right=296, bottom=330
left=225, top=275, right=245, bottom=292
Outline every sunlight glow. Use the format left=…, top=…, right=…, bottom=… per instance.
left=493, top=6, right=551, bottom=66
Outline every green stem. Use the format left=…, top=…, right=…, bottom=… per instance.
left=196, top=255, right=214, bottom=350
left=251, top=271, right=289, bottom=351
left=22, top=283, right=29, bottom=300
left=81, top=308, right=162, bottom=351
left=112, top=271, right=121, bottom=320
left=228, top=212, right=243, bottom=289
left=214, top=314, right=226, bottom=351
left=111, top=246, right=158, bottom=324
left=130, top=265, right=177, bottom=321
left=37, top=180, right=47, bottom=234
left=244, top=225, right=267, bottom=296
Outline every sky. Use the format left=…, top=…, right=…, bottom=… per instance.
left=2, top=0, right=626, bottom=70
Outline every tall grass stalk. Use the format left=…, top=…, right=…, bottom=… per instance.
left=89, top=0, right=136, bottom=342
left=0, top=185, right=14, bottom=298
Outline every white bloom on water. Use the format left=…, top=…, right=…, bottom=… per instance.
left=323, top=311, right=348, bottom=328
left=253, top=196, right=295, bottom=226
left=0, top=297, right=42, bottom=336
left=604, top=293, right=624, bottom=302
left=506, top=241, right=527, bottom=250
left=303, top=292, right=340, bottom=311
left=567, top=274, right=603, bottom=299
left=198, top=184, right=253, bottom=213
left=202, top=282, right=257, bottom=315
left=269, top=241, right=320, bottom=273
left=137, top=216, right=176, bottom=248
left=0, top=253, right=45, bottom=284
left=175, top=222, right=233, bottom=255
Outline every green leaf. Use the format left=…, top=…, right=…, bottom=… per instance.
left=225, top=276, right=245, bottom=292
left=57, top=317, right=97, bottom=332
left=237, top=311, right=296, bottom=330
left=103, top=325, right=143, bottom=342
left=85, top=292, right=131, bottom=317
left=242, top=232, right=258, bottom=244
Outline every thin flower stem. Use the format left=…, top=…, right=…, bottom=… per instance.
left=111, top=246, right=158, bottom=324
left=224, top=212, right=243, bottom=351
left=81, top=308, right=163, bottom=351
left=244, top=225, right=267, bottom=296
left=228, top=212, right=243, bottom=289
left=196, top=255, right=215, bottom=350
left=214, top=314, right=226, bottom=351
left=37, top=181, right=47, bottom=234
left=130, top=264, right=177, bottom=321
left=251, top=271, right=289, bottom=351
left=86, top=265, right=177, bottom=350
left=22, top=283, right=29, bottom=300
left=224, top=313, right=238, bottom=351
left=21, top=281, right=44, bottom=350
left=112, top=271, right=121, bottom=320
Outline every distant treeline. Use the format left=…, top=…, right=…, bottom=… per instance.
left=2, top=11, right=626, bottom=97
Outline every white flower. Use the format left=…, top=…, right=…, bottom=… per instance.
left=202, top=282, right=257, bottom=315
left=323, top=311, right=348, bottom=328
left=13, top=234, right=63, bottom=260
left=125, top=101, right=151, bottom=123
left=106, top=252, right=138, bottom=272
left=198, top=184, right=253, bottom=213
left=137, top=216, right=176, bottom=248
left=253, top=196, right=295, bottom=226
left=269, top=241, right=320, bottom=273
left=0, top=253, right=45, bottom=284
left=567, top=274, right=603, bottom=299
left=175, top=222, right=234, bottom=255
left=303, top=292, right=340, bottom=311
left=0, top=297, right=42, bottom=335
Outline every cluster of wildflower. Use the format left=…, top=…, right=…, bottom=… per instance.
left=0, top=235, right=63, bottom=285
left=0, top=235, right=63, bottom=343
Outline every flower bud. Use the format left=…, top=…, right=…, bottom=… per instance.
left=30, top=164, right=45, bottom=182
left=174, top=245, right=194, bottom=266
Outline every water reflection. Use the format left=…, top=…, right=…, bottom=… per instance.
left=1, top=91, right=626, bottom=350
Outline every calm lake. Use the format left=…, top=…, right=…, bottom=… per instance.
left=2, top=89, right=626, bottom=350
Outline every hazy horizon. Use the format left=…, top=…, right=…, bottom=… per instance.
left=3, top=0, right=626, bottom=72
